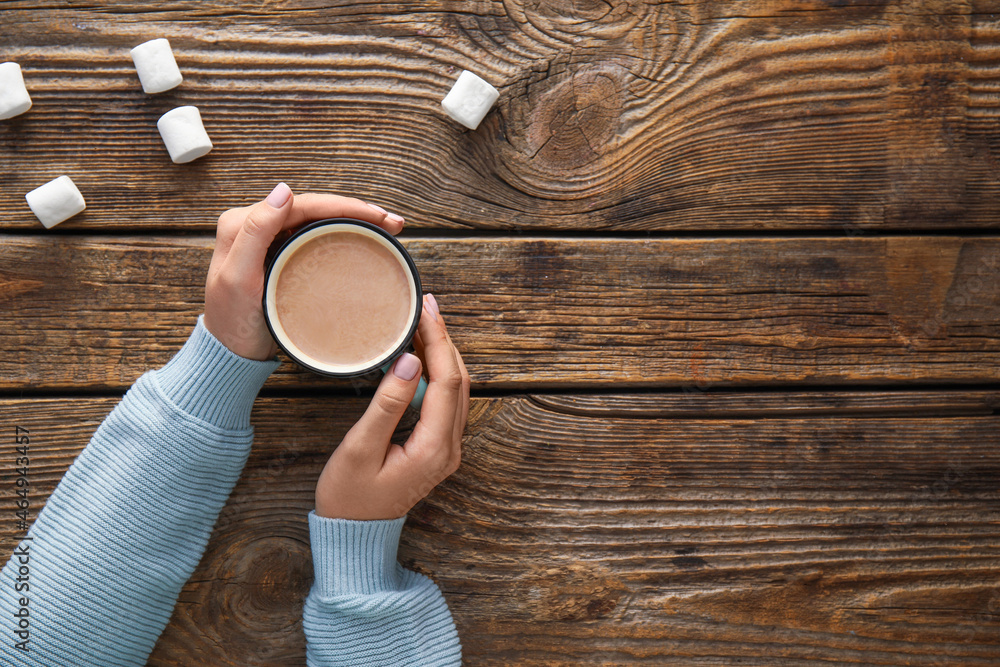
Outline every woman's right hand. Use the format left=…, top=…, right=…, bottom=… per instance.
left=315, top=294, right=470, bottom=520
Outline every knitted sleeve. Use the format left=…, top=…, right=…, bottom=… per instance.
left=0, top=317, right=278, bottom=666
left=304, top=512, right=462, bottom=666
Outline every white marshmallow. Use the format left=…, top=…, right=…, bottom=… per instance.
left=157, top=105, right=213, bottom=163
left=441, top=70, right=499, bottom=130
left=25, top=175, right=86, bottom=228
left=130, top=38, right=183, bottom=94
left=0, top=62, right=32, bottom=121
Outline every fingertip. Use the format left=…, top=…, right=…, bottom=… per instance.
left=266, top=182, right=292, bottom=208
left=384, top=215, right=405, bottom=236
left=366, top=202, right=389, bottom=217
left=423, top=293, right=440, bottom=322
left=365, top=202, right=405, bottom=234
left=393, top=352, right=422, bottom=381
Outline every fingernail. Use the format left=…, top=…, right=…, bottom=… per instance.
left=425, top=293, right=440, bottom=321
left=367, top=202, right=405, bottom=225
left=393, top=352, right=421, bottom=381
left=266, top=182, right=292, bottom=208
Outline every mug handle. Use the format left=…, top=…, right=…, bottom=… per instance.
left=380, top=360, right=428, bottom=411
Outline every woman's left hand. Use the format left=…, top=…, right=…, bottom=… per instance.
left=202, top=183, right=405, bottom=360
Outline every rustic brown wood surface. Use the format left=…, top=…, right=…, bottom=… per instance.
left=1, top=394, right=999, bottom=665
left=1, top=235, right=998, bottom=390
left=2, top=1, right=999, bottom=665
left=0, top=1, right=999, bottom=231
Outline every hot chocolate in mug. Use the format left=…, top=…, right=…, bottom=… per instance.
left=263, top=218, right=427, bottom=409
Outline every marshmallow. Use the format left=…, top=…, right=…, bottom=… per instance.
left=0, top=62, right=32, bottom=120
left=441, top=70, right=500, bottom=130
left=25, top=176, right=86, bottom=228
left=130, top=38, right=183, bottom=94
left=157, top=105, right=213, bottom=163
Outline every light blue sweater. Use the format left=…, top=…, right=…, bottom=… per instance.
left=0, top=317, right=461, bottom=666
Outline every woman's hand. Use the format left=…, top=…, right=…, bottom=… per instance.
left=203, top=183, right=405, bottom=360
left=316, top=294, right=471, bottom=520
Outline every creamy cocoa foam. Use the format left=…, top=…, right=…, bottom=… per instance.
left=265, top=223, right=418, bottom=373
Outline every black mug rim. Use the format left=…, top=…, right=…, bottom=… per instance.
left=262, top=217, right=422, bottom=378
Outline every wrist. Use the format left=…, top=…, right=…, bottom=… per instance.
left=202, top=310, right=277, bottom=362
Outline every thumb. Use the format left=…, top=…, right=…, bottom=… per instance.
left=340, top=353, right=423, bottom=466
left=226, top=182, right=294, bottom=278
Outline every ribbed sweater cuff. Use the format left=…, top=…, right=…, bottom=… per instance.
left=309, top=510, right=408, bottom=597
left=152, top=315, right=281, bottom=431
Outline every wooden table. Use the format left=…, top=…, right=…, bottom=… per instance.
left=2, top=2, right=999, bottom=664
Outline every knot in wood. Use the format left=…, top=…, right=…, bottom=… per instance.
left=216, top=536, right=312, bottom=627
left=520, top=65, right=626, bottom=172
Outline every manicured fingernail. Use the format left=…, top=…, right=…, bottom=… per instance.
left=367, top=203, right=405, bottom=226
left=266, top=182, right=291, bottom=208
left=394, top=352, right=421, bottom=381
left=425, top=293, right=440, bottom=321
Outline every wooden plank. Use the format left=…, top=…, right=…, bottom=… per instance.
left=1, top=235, right=998, bottom=390
left=0, top=1, right=997, bottom=231
left=532, top=389, right=1000, bottom=419
left=1, top=393, right=998, bottom=665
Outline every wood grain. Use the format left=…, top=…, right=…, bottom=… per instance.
left=2, top=393, right=998, bottom=665
left=1, top=234, right=997, bottom=390
left=2, top=3, right=999, bottom=666
left=532, top=389, right=1000, bottom=419
left=0, top=1, right=998, bottom=231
